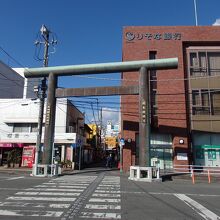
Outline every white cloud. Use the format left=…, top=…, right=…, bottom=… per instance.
left=102, top=107, right=119, bottom=126
left=213, top=18, right=220, bottom=26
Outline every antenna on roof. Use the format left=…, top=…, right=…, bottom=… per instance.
left=193, top=0, right=198, bottom=26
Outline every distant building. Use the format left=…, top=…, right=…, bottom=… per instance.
left=105, top=120, right=120, bottom=137
left=105, top=136, right=118, bottom=150
left=0, top=61, right=24, bottom=98
left=83, top=124, right=94, bottom=165
left=122, top=26, right=220, bottom=172
left=13, top=67, right=40, bottom=99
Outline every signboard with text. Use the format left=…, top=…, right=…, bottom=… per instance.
left=125, top=32, right=182, bottom=42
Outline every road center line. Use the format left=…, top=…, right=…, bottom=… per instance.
left=174, top=193, right=220, bottom=220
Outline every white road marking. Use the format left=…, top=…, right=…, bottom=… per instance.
left=49, top=204, right=71, bottom=208
left=0, top=202, right=70, bottom=208
left=85, top=204, right=121, bottom=210
left=95, top=190, right=121, bottom=193
left=102, top=181, right=120, bottom=183
left=80, top=212, right=121, bottom=219
left=89, top=198, right=121, bottom=203
left=16, top=191, right=80, bottom=196
left=7, top=196, right=76, bottom=202
left=26, top=188, right=83, bottom=192
left=149, top=192, right=220, bottom=197
left=44, top=182, right=89, bottom=186
left=97, top=187, right=120, bottom=190
left=6, top=176, right=25, bottom=181
left=35, top=185, right=86, bottom=188
left=174, top=194, right=220, bottom=220
left=0, top=209, right=63, bottom=217
left=92, top=193, right=120, bottom=198
left=54, top=176, right=97, bottom=181
left=55, top=181, right=94, bottom=183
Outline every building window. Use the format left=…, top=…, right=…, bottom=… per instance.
left=13, top=123, right=39, bottom=133
left=149, top=51, right=157, bottom=90
left=207, top=149, right=217, bottom=160
left=13, top=123, right=29, bottom=132
left=211, top=91, right=220, bottom=115
left=195, top=148, right=204, bottom=159
left=192, top=89, right=220, bottom=115
left=152, top=90, right=158, bottom=116
left=68, top=123, right=76, bottom=133
left=30, top=123, right=38, bottom=132
left=189, top=51, right=220, bottom=77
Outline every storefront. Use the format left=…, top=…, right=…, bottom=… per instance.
left=0, top=143, right=23, bottom=166
left=194, top=145, right=220, bottom=167
left=193, top=132, right=220, bottom=167
left=135, top=133, right=173, bottom=169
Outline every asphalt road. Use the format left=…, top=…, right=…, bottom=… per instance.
left=0, top=170, right=219, bottom=220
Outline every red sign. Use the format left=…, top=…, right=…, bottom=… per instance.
left=22, top=146, right=35, bottom=168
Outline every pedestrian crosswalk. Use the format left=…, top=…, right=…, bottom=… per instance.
left=79, top=176, right=121, bottom=219
left=0, top=175, right=122, bottom=219
left=1, top=173, right=219, bottom=219
left=0, top=175, right=98, bottom=218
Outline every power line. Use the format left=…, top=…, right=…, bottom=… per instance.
left=70, top=72, right=220, bottom=83
left=57, top=99, right=220, bottom=117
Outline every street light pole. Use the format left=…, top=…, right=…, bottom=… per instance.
left=77, top=117, right=84, bottom=170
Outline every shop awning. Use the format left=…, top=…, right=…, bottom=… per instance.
left=0, top=143, right=24, bottom=148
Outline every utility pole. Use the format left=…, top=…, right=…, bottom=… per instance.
left=100, top=107, right=102, bottom=149
left=33, top=25, right=50, bottom=176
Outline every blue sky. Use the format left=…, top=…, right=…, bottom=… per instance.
left=0, top=0, right=220, bottom=124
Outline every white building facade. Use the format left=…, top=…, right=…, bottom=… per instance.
left=0, top=98, right=84, bottom=167
left=0, top=63, right=85, bottom=167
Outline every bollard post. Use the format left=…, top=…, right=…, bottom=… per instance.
left=156, top=167, right=160, bottom=179
left=208, top=170, right=211, bottom=184
left=192, top=169, right=195, bottom=184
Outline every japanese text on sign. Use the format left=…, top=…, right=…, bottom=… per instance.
left=45, top=105, right=51, bottom=125
left=125, top=32, right=182, bottom=42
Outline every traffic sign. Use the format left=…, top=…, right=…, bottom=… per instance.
left=71, top=143, right=77, bottom=148
left=120, top=138, right=125, bottom=146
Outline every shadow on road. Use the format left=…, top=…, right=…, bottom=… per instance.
left=61, top=160, right=119, bottom=176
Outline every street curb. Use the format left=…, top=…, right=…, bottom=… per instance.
left=0, top=168, right=32, bottom=175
